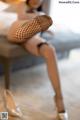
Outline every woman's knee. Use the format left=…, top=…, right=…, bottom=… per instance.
left=39, top=43, right=56, bottom=58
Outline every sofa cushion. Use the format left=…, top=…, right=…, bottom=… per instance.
left=0, top=35, right=27, bottom=58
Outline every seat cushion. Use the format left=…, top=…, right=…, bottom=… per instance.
left=0, top=35, right=27, bottom=58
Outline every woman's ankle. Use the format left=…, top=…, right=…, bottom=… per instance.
left=54, top=95, right=66, bottom=113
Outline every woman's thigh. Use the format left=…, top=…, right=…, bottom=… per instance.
left=22, top=35, right=47, bottom=56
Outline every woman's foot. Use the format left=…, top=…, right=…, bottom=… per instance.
left=57, top=112, right=68, bottom=120
left=3, top=89, right=22, bottom=118
left=54, top=96, right=68, bottom=120
left=7, top=15, right=53, bottom=43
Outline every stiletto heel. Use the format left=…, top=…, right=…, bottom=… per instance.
left=3, top=89, right=22, bottom=118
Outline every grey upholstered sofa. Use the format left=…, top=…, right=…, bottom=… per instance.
left=42, top=31, right=80, bottom=58
left=0, top=11, right=80, bottom=89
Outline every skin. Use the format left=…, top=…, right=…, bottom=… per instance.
left=27, top=0, right=43, bottom=9
left=17, top=1, right=66, bottom=113
left=0, top=0, right=23, bottom=4
left=22, top=35, right=65, bottom=113
left=1, top=0, right=66, bottom=117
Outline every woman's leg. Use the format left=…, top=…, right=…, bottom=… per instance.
left=7, top=15, right=52, bottom=43
left=38, top=43, right=65, bottom=112
left=22, top=35, right=68, bottom=119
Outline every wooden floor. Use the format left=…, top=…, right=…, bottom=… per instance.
left=0, top=52, right=80, bottom=120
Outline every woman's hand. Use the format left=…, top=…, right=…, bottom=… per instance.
left=18, top=12, right=38, bottom=20
left=18, top=12, right=45, bottom=20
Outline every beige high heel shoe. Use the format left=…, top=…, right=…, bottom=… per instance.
left=57, top=111, right=68, bottom=120
left=3, top=89, right=22, bottom=118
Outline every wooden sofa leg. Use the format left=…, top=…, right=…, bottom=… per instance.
left=3, top=58, right=11, bottom=89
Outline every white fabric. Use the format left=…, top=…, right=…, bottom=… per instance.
left=0, top=1, right=9, bottom=11
left=0, top=11, right=17, bottom=35
left=0, top=1, right=29, bottom=35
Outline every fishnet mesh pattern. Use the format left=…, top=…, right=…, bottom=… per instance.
left=15, top=19, right=41, bottom=42
left=7, top=15, right=52, bottom=43
left=36, top=15, right=52, bottom=31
